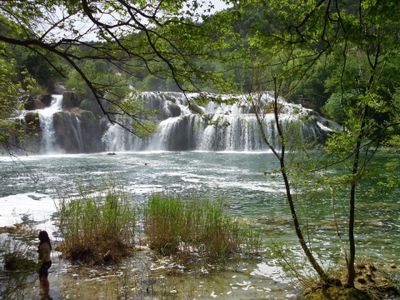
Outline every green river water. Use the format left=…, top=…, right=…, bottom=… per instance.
left=0, top=151, right=399, bottom=299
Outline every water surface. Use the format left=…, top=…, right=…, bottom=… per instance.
left=0, top=151, right=399, bottom=299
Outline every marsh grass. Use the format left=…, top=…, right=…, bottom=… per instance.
left=57, top=188, right=136, bottom=264
left=144, top=195, right=261, bottom=260
left=1, top=237, right=37, bottom=272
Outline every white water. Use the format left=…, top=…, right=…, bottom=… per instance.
left=38, top=94, right=63, bottom=154
left=102, top=92, right=336, bottom=152
left=17, top=92, right=337, bottom=154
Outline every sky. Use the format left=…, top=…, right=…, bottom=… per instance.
left=38, top=0, right=231, bottom=42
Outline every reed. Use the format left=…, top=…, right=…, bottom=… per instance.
left=145, top=195, right=260, bottom=260
left=57, top=189, right=136, bottom=264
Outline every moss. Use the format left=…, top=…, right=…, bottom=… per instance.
left=305, top=286, right=371, bottom=300
left=304, top=263, right=400, bottom=300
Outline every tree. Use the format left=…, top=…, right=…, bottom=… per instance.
left=0, top=0, right=225, bottom=135
left=0, top=51, right=38, bottom=151
left=237, top=0, right=400, bottom=288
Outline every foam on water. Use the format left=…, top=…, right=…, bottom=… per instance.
left=0, top=192, right=57, bottom=237
left=251, top=262, right=290, bottom=284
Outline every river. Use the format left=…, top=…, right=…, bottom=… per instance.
left=0, top=151, right=399, bottom=299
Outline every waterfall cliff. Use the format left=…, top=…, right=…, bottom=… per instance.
left=103, top=92, right=337, bottom=152
left=17, top=93, right=105, bottom=154
left=17, top=91, right=337, bottom=154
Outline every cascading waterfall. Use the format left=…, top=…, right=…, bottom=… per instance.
left=102, top=123, right=139, bottom=151
left=38, top=95, right=63, bottom=154
left=17, top=91, right=336, bottom=154
left=73, top=116, right=84, bottom=152
left=102, top=92, right=337, bottom=152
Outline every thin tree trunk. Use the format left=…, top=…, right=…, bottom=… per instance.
left=346, top=151, right=359, bottom=287
left=253, top=77, right=331, bottom=283
left=346, top=39, right=378, bottom=284
left=346, top=108, right=366, bottom=287
left=279, top=159, right=331, bottom=283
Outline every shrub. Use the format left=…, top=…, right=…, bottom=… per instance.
left=57, top=189, right=136, bottom=264
left=144, top=195, right=261, bottom=260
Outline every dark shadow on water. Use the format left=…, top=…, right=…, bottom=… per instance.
left=40, top=277, right=52, bottom=300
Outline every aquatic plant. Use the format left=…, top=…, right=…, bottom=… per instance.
left=144, top=194, right=260, bottom=260
left=57, top=188, right=136, bottom=264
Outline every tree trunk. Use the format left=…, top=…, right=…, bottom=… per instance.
left=346, top=142, right=360, bottom=287
left=253, top=77, right=331, bottom=283
left=279, top=159, right=331, bottom=283
left=346, top=113, right=366, bottom=287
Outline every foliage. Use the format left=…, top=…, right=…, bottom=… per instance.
left=228, top=0, right=400, bottom=288
left=0, top=51, right=39, bottom=152
left=144, top=194, right=260, bottom=260
left=0, top=0, right=399, bottom=291
left=57, top=188, right=136, bottom=264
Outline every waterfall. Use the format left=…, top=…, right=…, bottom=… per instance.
left=11, top=91, right=338, bottom=154
left=102, top=122, right=147, bottom=151
left=73, top=116, right=84, bottom=152
left=16, top=91, right=337, bottom=153
left=102, top=92, right=337, bottom=152
left=38, top=95, right=63, bottom=154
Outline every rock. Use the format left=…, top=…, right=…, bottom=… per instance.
left=23, top=95, right=53, bottom=110
left=24, top=112, right=39, bottom=126
left=357, top=278, right=367, bottom=284
left=6, top=112, right=41, bottom=152
left=167, top=102, right=181, bottom=117
left=53, top=110, right=106, bottom=153
left=39, top=94, right=53, bottom=107
left=24, top=96, right=45, bottom=110
left=54, top=83, right=66, bottom=94
left=62, top=92, right=80, bottom=109
left=24, top=112, right=40, bottom=134
left=188, top=101, right=204, bottom=115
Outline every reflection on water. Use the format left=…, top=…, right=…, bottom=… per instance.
left=0, top=151, right=399, bottom=299
left=39, top=277, right=52, bottom=299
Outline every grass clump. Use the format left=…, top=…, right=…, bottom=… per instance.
left=3, top=252, right=37, bottom=272
left=144, top=194, right=260, bottom=260
left=1, top=238, right=37, bottom=272
left=57, top=188, right=136, bottom=264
